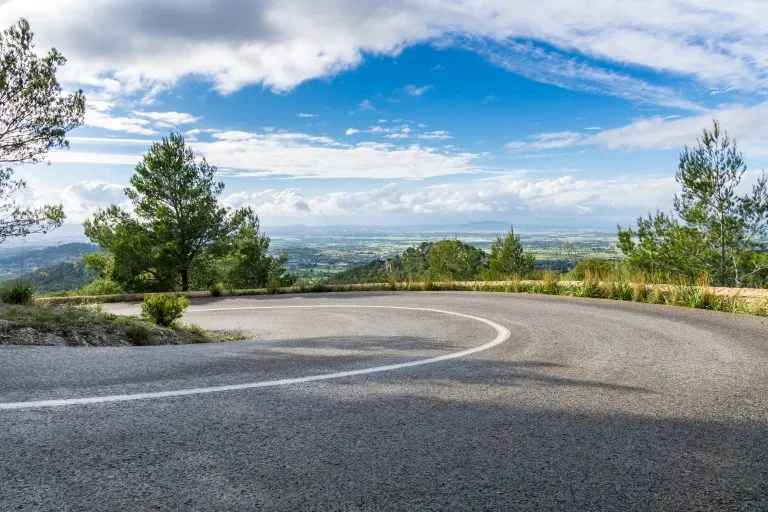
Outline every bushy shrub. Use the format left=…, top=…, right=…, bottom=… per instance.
left=79, top=278, right=122, bottom=296
left=579, top=272, right=602, bottom=298
left=571, top=259, right=615, bottom=281
left=541, top=270, right=559, bottom=295
left=209, top=283, right=223, bottom=297
left=611, top=281, right=633, bottom=301
left=141, top=295, right=190, bottom=327
left=0, top=279, right=35, bottom=305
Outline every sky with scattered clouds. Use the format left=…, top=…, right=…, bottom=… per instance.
left=2, top=0, right=768, bottom=230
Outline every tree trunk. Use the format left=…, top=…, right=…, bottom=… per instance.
left=181, top=268, right=189, bottom=291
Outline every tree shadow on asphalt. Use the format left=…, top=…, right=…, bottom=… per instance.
left=5, top=392, right=764, bottom=511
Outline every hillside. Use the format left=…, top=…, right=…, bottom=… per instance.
left=0, top=243, right=98, bottom=281
left=328, top=241, right=490, bottom=284
left=21, top=261, right=98, bottom=293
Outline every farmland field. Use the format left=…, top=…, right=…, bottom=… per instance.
left=267, top=223, right=621, bottom=281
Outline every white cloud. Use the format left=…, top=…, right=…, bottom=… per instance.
left=345, top=128, right=360, bottom=135
left=585, top=102, right=768, bottom=154
left=6, top=0, right=767, bottom=106
left=220, top=173, right=679, bottom=219
left=84, top=109, right=157, bottom=136
left=503, top=101, right=768, bottom=161
left=418, top=130, right=452, bottom=140
left=133, top=110, right=201, bottom=126
left=194, top=130, right=479, bottom=179
left=16, top=179, right=130, bottom=222
left=48, top=129, right=481, bottom=179
left=404, top=84, right=434, bottom=96
left=469, top=39, right=705, bottom=111
left=47, top=151, right=142, bottom=165
left=508, top=131, right=583, bottom=150
left=357, top=99, right=376, bottom=111
left=28, top=168, right=767, bottom=224
left=298, top=112, right=318, bottom=118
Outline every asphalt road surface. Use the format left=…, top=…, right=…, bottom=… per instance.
left=1, top=292, right=767, bottom=511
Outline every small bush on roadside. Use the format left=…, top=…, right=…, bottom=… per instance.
left=387, top=273, right=397, bottom=291
left=141, top=295, right=190, bottom=327
left=753, top=299, right=768, bottom=317
left=209, top=283, right=223, bottom=297
left=611, top=280, right=633, bottom=301
left=571, top=259, right=615, bottom=281
left=266, top=275, right=282, bottom=294
left=116, top=316, right=153, bottom=345
left=79, top=278, right=122, bottom=296
left=541, top=270, right=560, bottom=295
left=579, top=271, right=602, bottom=298
left=0, top=279, right=35, bottom=305
left=631, top=274, right=648, bottom=302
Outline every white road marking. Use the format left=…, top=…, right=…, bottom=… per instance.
left=0, top=305, right=510, bottom=410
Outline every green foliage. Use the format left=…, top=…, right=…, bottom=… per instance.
left=223, top=214, right=291, bottom=290
left=0, top=278, right=34, bottom=304
left=428, top=239, right=488, bottom=281
left=79, top=278, right=123, bottom=296
left=489, top=227, right=535, bottom=278
left=141, top=295, right=190, bottom=327
left=571, top=259, right=615, bottom=281
left=115, top=316, right=153, bottom=346
left=619, top=119, right=768, bottom=287
left=0, top=19, right=84, bottom=243
left=541, top=270, right=559, bottom=295
left=84, top=134, right=268, bottom=292
left=3, top=260, right=98, bottom=293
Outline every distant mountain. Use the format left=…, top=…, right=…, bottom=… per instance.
left=20, top=260, right=99, bottom=293
left=0, top=243, right=98, bottom=281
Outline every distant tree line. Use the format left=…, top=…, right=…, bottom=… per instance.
left=329, top=228, right=536, bottom=284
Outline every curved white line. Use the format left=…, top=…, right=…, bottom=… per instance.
left=0, top=305, right=510, bottom=410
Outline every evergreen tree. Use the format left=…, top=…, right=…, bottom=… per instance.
left=618, top=119, right=768, bottom=286
left=84, top=134, right=280, bottom=291
left=488, top=226, right=535, bottom=278
left=0, top=19, right=85, bottom=243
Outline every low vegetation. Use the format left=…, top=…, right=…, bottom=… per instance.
left=0, top=279, right=35, bottom=305
left=141, top=295, right=190, bottom=327
left=0, top=303, right=248, bottom=347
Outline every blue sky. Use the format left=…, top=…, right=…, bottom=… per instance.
left=2, top=0, right=768, bottom=231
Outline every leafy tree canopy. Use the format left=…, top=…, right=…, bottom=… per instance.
left=618, top=119, right=768, bottom=286
left=0, top=19, right=85, bottom=243
left=84, top=133, right=289, bottom=291
left=488, top=226, right=535, bottom=278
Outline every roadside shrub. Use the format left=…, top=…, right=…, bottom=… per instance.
left=266, top=275, right=282, bottom=294
left=579, top=272, right=602, bottom=298
left=209, top=283, right=223, bottom=297
left=679, top=285, right=703, bottom=308
left=0, top=279, right=35, bottom=305
left=387, top=273, right=397, bottom=291
left=79, top=278, right=122, bottom=296
left=631, top=274, right=648, bottom=302
left=116, top=316, right=153, bottom=345
left=611, top=280, right=633, bottom=301
left=571, top=259, right=615, bottom=281
left=541, top=270, right=560, bottom=295
left=753, top=299, right=768, bottom=317
left=141, top=295, right=190, bottom=327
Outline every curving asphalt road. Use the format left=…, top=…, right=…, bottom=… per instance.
left=1, top=292, right=767, bottom=511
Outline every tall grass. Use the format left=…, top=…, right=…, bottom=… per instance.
left=0, top=279, right=35, bottom=305
left=36, top=268, right=768, bottom=317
